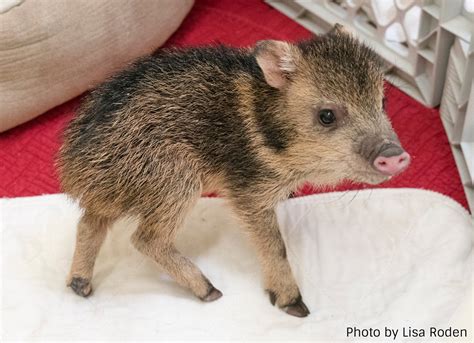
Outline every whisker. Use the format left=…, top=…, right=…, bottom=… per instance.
left=347, top=189, right=360, bottom=205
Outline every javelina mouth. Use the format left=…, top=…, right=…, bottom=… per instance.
left=364, top=173, right=391, bottom=185
left=344, top=164, right=390, bottom=185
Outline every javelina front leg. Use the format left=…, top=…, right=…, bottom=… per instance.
left=130, top=190, right=222, bottom=302
left=233, top=203, right=309, bottom=317
left=67, top=212, right=115, bottom=297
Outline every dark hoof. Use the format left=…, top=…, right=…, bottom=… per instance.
left=268, top=290, right=277, bottom=305
left=201, top=286, right=223, bottom=302
left=267, top=290, right=310, bottom=318
left=69, top=277, right=92, bottom=297
left=284, top=297, right=310, bottom=318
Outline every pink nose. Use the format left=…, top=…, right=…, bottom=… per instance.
left=373, top=151, right=411, bottom=176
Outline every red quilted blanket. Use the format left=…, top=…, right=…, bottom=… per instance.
left=0, top=0, right=468, bottom=210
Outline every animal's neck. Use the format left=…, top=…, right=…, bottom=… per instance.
left=249, top=80, right=294, bottom=153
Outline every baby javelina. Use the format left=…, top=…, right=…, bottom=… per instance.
left=58, top=24, right=410, bottom=318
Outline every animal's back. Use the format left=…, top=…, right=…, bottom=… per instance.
left=58, top=46, right=273, bottom=214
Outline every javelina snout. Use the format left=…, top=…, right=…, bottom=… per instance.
left=351, top=122, right=411, bottom=184
left=361, top=136, right=410, bottom=176
left=58, top=24, right=409, bottom=318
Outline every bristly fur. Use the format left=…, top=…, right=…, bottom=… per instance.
left=58, top=27, right=402, bottom=317
left=298, top=34, right=384, bottom=96
left=59, top=45, right=291, bottom=209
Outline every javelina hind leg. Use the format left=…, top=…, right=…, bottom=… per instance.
left=131, top=184, right=222, bottom=302
left=67, top=212, right=115, bottom=297
left=232, top=202, right=309, bottom=317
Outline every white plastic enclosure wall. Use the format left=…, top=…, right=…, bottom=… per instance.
left=440, top=33, right=474, bottom=213
left=267, top=0, right=474, bottom=214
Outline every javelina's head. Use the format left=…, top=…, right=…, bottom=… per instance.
left=255, top=24, right=410, bottom=185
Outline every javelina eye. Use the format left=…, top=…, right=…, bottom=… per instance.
left=318, top=109, right=336, bottom=126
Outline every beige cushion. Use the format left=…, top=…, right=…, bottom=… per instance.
left=0, top=0, right=194, bottom=132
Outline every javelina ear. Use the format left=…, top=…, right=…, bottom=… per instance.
left=329, top=23, right=354, bottom=36
left=254, top=40, right=299, bottom=89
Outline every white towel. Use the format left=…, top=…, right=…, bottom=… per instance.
left=1, top=189, right=472, bottom=341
